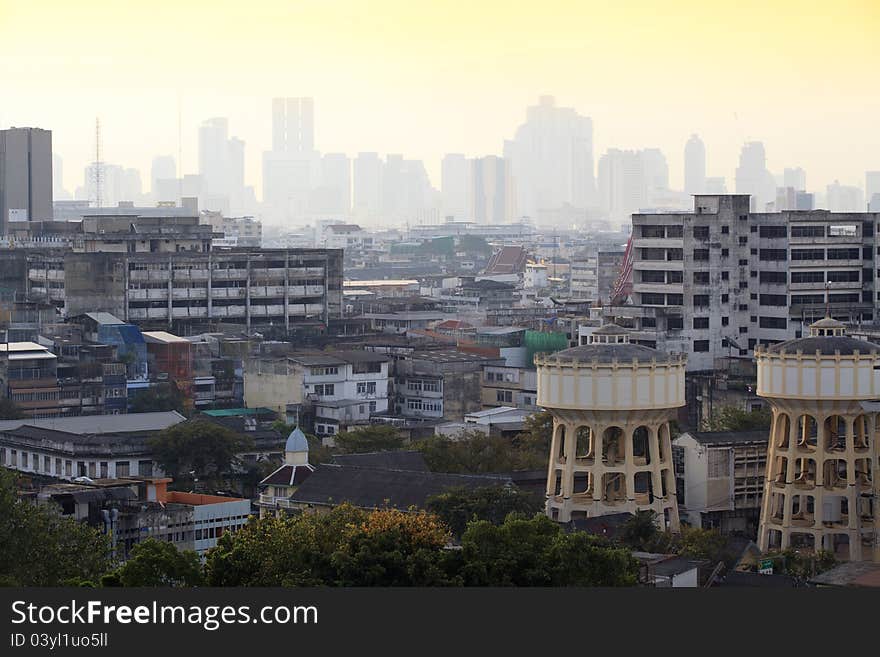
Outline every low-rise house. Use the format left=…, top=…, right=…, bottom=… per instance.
left=481, top=364, right=538, bottom=410
left=244, top=350, right=391, bottom=441
left=394, top=350, right=503, bottom=422
left=672, top=429, right=768, bottom=534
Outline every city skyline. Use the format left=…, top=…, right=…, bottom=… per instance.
left=2, top=0, right=878, bottom=202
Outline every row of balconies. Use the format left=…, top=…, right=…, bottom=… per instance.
left=126, top=285, right=326, bottom=301
left=127, top=302, right=324, bottom=320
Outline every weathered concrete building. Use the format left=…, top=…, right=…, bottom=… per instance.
left=609, top=195, right=880, bottom=371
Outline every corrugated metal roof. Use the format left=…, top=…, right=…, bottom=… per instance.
left=0, top=411, right=186, bottom=436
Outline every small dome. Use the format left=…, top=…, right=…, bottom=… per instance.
left=285, top=426, right=309, bottom=453
left=591, top=323, right=631, bottom=336
left=809, top=316, right=846, bottom=337
left=550, top=342, right=668, bottom=364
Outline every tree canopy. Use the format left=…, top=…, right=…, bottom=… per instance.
left=417, top=427, right=548, bottom=474
left=702, top=405, right=771, bottom=432
left=333, top=425, right=406, bottom=453
left=204, top=504, right=638, bottom=587
left=148, top=419, right=254, bottom=485
left=105, top=538, right=203, bottom=587
left=0, top=469, right=111, bottom=586
left=426, top=485, right=544, bottom=537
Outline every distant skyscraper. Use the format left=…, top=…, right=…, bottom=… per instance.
left=504, top=96, right=595, bottom=220
left=597, top=149, right=646, bottom=222
left=151, top=155, right=176, bottom=199
left=311, top=153, right=351, bottom=216
left=783, top=167, right=806, bottom=191
left=866, top=171, right=880, bottom=211
left=198, top=118, right=247, bottom=214
left=684, top=134, right=706, bottom=195
left=81, top=163, right=142, bottom=208
left=52, top=153, right=70, bottom=201
left=272, top=97, right=314, bottom=153
left=0, top=127, right=53, bottom=232
left=441, top=153, right=470, bottom=220
left=735, top=142, right=775, bottom=211
left=263, top=98, right=319, bottom=223
left=826, top=180, right=864, bottom=212
left=353, top=153, right=382, bottom=220
left=470, top=155, right=515, bottom=224
left=640, top=148, right=669, bottom=197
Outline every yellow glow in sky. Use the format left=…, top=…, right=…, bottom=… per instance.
left=1, top=0, right=878, bottom=196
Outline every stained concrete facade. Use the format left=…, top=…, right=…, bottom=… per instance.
left=0, top=128, right=53, bottom=234
left=612, top=195, right=880, bottom=372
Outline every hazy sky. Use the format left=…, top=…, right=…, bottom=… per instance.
left=1, top=0, right=878, bottom=197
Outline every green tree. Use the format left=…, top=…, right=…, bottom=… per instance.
left=130, top=382, right=186, bottom=414
left=112, top=538, right=203, bottom=587
left=417, top=430, right=546, bottom=474
left=0, top=398, right=25, bottom=420
left=459, top=514, right=638, bottom=586
left=426, top=485, right=543, bottom=537
left=702, top=405, right=771, bottom=432
left=0, top=469, right=112, bottom=586
left=148, top=419, right=254, bottom=485
left=333, top=425, right=405, bottom=453
left=677, top=526, right=730, bottom=563
left=204, top=504, right=450, bottom=586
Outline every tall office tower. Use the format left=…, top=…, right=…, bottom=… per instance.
left=120, top=168, right=143, bottom=203
left=866, top=171, right=880, bottom=211
left=826, top=181, right=865, bottom=212
left=470, top=155, right=515, bottom=224
left=536, top=324, right=685, bottom=529
left=151, top=155, right=177, bottom=200
left=503, top=95, right=595, bottom=220
left=263, top=98, right=319, bottom=223
left=597, top=149, right=647, bottom=223
left=684, top=134, right=706, bottom=195
left=0, top=127, right=53, bottom=233
left=52, top=154, right=71, bottom=201
left=272, top=97, right=314, bottom=153
left=353, top=152, right=383, bottom=221
left=441, top=153, right=470, bottom=220
left=640, top=148, right=669, bottom=198
left=756, top=317, right=880, bottom=561
left=735, top=142, right=776, bottom=211
left=198, top=118, right=247, bottom=214
left=310, top=153, right=351, bottom=216
left=783, top=167, right=807, bottom=191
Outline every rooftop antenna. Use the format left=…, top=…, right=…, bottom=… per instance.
left=94, top=117, right=103, bottom=208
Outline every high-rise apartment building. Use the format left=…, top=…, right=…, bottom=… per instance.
left=441, top=153, right=470, bottom=220
left=783, top=167, right=806, bottom=191
left=272, top=97, right=314, bottom=153
left=263, top=98, right=319, bottom=224
left=608, top=195, right=880, bottom=372
left=826, top=181, right=865, bottom=212
left=684, top=135, right=706, bottom=196
left=735, top=142, right=775, bottom=211
left=471, top=156, right=515, bottom=225
left=504, top=96, right=595, bottom=221
left=353, top=152, right=382, bottom=220
left=0, top=127, right=53, bottom=233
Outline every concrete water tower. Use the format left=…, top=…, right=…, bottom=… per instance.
left=535, top=324, right=686, bottom=529
left=756, top=317, right=880, bottom=561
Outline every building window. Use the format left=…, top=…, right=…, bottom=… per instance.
left=313, top=383, right=335, bottom=396
left=356, top=381, right=377, bottom=395
left=791, top=225, right=825, bottom=238
left=721, top=226, right=729, bottom=235
left=693, top=317, right=709, bottom=330
left=693, top=272, right=709, bottom=285
left=693, top=249, right=709, bottom=261
left=667, top=317, right=683, bottom=330
left=496, top=390, right=513, bottom=403
left=722, top=317, right=729, bottom=326
left=693, top=340, right=710, bottom=352
left=759, top=249, right=787, bottom=261
left=692, top=226, right=709, bottom=240
left=116, top=461, right=130, bottom=477
left=759, top=317, right=787, bottom=329
left=792, top=248, right=824, bottom=261
left=760, top=294, right=788, bottom=306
